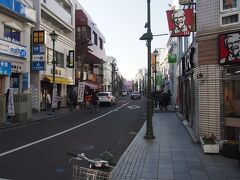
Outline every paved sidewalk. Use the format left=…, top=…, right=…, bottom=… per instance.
left=112, top=112, right=240, bottom=180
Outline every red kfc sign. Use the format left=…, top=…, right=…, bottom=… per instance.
left=219, top=32, right=240, bottom=65
left=166, top=9, right=194, bottom=37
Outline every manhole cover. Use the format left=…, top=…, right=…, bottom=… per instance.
left=72, top=144, right=95, bottom=151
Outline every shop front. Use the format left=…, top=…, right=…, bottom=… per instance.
left=219, top=31, right=240, bottom=141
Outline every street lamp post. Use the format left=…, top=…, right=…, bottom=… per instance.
left=49, top=30, right=58, bottom=114
left=140, top=0, right=154, bottom=139
left=153, top=49, right=158, bottom=107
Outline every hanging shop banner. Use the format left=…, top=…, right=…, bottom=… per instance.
left=166, top=9, right=194, bottom=37
left=0, top=39, right=27, bottom=58
left=219, top=31, right=240, bottom=65
left=0, top=61, right=11, bottom=75
left=168, top=54, right=177, bottom=63
left=7, top=88, right=15, bottom=116
left=78, top=82, right=85, bottom=103
left=67, top=50, right=74, bottom=68
left=51, top=83, right=58, bottom=108
left=33, top=30, right=45, bottom=44
left=179, top=0, right=192, bottom=4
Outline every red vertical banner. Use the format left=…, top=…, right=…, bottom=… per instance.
left=219, top=32, right=240, bottom=65
left=166, top=9, right=194, bottom=37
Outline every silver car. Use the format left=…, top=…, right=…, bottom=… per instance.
left=97, top=92, right=116, bottom=106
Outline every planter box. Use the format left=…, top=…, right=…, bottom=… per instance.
left=200, top=136, right=220, bottom=153
left=223, top=143, right=239, bottom=160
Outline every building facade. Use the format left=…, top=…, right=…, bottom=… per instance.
left=0, top=0, right=36, bottom=123
left=31, top=0, right=76, bottom=111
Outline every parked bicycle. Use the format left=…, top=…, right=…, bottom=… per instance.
left=67, top=151, right=114, bottom=180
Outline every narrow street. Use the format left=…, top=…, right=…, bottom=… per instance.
left=0, top=96, right=146, bottom=180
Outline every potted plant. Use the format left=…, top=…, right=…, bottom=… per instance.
left=200, top=134, right=220, bottom=153
left=222, top=140, right=239, bottom=160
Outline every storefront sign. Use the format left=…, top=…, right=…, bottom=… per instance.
left=0, top=39, right=27, bottom=58
left=219, top=31, right=240, bottom=65
left=0, top=61, right=11, bottom=75
left=22, top=73, right=28, bottom=90
left=32, top=55, right=45, bottom=61
left=78, top=82, right=85, bottom=103
left=32, top=61, right=45, bottom=71
left=168, top=54, right=177, bottom=63
left=0, top=0, right=36, bottom=22
left=51, top=83, right=58, bottom=108
left=67, top=50, right=74, bottom=68
left=166, top=9, right=194, bottom=37
left=33, top=30, right=45, bottom=44
left=32, top=44, right=45, bottom=55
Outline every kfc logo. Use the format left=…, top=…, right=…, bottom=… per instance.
left=166, top=9, right=194, bottom=37
left=219, top=32, right=240, bottom=65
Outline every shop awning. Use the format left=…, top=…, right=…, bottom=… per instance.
left=45, top=76, right=74, bottom=85
left=80, top=81, right=100, bottom=89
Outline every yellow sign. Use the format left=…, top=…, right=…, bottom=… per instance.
left=33, top=30, right=45, bottom=44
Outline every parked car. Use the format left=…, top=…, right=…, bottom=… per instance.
left=131, top=91, right=141, bottom=100
left=122, top=91, right=128, bottom=96
left=97, top=92, right=116, bottom=106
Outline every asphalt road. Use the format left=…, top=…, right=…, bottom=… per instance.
left=0, top=96, right=147, bottom=180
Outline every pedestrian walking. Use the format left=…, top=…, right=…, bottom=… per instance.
left=162, top=92, right=169, bottom=110
left=68, top=91, right=74, bottom=111
left=90, top=91, right=99, bottom=113
left=46, top=92, right=51, bottom=110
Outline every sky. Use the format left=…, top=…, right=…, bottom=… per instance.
left=78, top=0, right=172, bottom=81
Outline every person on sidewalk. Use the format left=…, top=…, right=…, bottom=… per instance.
left=90, top=91, right=99, bottom=113
left=68, top=91, right=74, bottom=111
left=46, top=92, right=51, bottom=110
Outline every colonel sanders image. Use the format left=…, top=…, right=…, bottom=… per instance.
left=220, top=33, right=240, bottom=64
left=171, top=9, right=191, bottom=36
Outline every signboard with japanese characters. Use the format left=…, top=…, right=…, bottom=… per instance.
left=67, top=50, right=74, bottom=68
left=78, top=82, right=85, bottom=103
left=166, top=9, right=194, bottom=37
left=33, top=30, right=45, bottom=44
left=32, top=61, right=45, bottom=71
left=219, top=31, right=240, bottom=65
left=0, top=39, right=27, bottom=58
left=0, top=61, right=11, bottom=75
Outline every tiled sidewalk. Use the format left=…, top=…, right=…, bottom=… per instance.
left=112, top=113, right=240, bottom=180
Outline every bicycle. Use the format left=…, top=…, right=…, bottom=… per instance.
left=68, top=152, right=114, bottom=180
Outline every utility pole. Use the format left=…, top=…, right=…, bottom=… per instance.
left=140, top=0, right=155, bottom=139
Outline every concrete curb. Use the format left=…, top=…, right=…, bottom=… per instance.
left=176, top=112, right=199, bottom=143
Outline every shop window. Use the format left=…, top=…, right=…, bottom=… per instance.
left=4, top=26, right=20, bottom=44
left=224, top=67, right=240, bottom=121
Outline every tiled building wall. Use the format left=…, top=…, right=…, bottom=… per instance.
left=197, top=0, right=220, bottom=34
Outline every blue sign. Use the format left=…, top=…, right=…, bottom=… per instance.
left=32, top=61, right=45, bottom=71
left=0, top=61, right=11, bottom=75
left=22, top=73, right=28, bottom=90
left=32, top=44, right=45, bottom=55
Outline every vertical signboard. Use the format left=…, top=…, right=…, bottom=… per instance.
left=51, top=83, right=58, bottom=108
left=67, top=50, right=74, bottom=68
left=78, top=82, right=85, bottom=103
left=32, top=33, right=45, bottom=71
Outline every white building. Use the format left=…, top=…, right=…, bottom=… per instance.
left=103, top=57, right=115, bottom=92
left=31, top=0, right=76, bottom=111
left=0, top=0, right=36, bottom=95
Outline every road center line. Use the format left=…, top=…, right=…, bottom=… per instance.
left=0, top=102, right=129, bottom=158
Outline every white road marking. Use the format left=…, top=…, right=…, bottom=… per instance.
left=0, top=102, right=129, bottom=158
left=127, top=105, right=141, bottom=109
